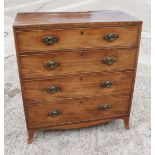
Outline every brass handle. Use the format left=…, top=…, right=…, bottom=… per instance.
left=42, top=35, right=59, bottom=45
left=102, top=57, right=116, bottom=65
left=48, top=110, right=61, bottom=117
left=44, top=61, right=60, bottom=69
left=46, top=86, right=61, bottom=94
left=99, top=104, right=112, bottom=111
left=104, top=33, right=118, bottom=42
left=100, top=81, right=113, bottom=88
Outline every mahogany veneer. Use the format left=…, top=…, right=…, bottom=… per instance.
left=13, top=10, right=142, bottom=144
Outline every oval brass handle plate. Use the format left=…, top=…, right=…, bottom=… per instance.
left=42, top=35, right=59, bottom=45
left=100, top=81, right=113, bottom=88
left=99, top=104, right=112, bottom=111
left=104, top=33, right=119, bottom=42
left=47, top=110, right=61, bottom=117
left=44, top=61, right=60, bottom=69
left=46, top=86, right=61, bottom=94
left=102, top=57, right=116, bottom=65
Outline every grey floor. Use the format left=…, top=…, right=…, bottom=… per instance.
left=5, top=0, right=150, bottom=155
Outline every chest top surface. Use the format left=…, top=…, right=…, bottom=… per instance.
left=13, top=10, right=142, bottom=29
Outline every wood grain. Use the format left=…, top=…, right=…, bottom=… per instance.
left=20, top=48, right=136, bottom=79
left=13, top=11, right=142, bottom=144
left=23, top=71, right=134, bottom=103
left=31, top=116, right=129, bottom=130
left=13, top=10, right=142, bottom=29
left=27, top=95, right=130, bottom=127
left=16, top=27, right=139, bottom=52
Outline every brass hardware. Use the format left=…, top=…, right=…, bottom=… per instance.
left=104, top=33, right=118, bottom=42
left=44, top=61, right=60, bottom=69
left=100, top=81, right=113, bottom=88
left=99, top=104, right=112, bottom=111
left=42, top=35, right=59, bottom=45
left=102, top=57, right=116, bottom=65
left=46, top=86, right=61, bottom=94
left=48, top=110, right=61, bottom=117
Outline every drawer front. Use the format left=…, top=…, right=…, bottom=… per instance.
left=27, top=95, right=130, bottom=127
left=16, top=27, right=139, bottom=52
left=20, top=49, right=136, bottom=78
left=23, top=71, right=133, bottom=103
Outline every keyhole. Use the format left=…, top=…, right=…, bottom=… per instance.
left=81, top=53, right=84, bottom=56
left=80, top=77, right=83, bottom=81
left=80, top=101, right=83, bottom=104
left=81, top=31, right=83, bottom=35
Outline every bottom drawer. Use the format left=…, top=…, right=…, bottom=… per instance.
left=27, top=95, right=130, bottom=128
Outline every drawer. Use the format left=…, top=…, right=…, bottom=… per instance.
left=20, top=49, right=136, bottom=78
left=27, top=95, right=130, bottom=127
left=23, top=71, right=133, bottom=103
left=16, top=27, right=139, bottom=52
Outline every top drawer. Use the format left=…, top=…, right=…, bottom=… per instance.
left=16, top=27, right=139, bottom=52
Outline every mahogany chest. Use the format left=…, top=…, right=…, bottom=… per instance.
left=13, top=10, right=142, bottom=144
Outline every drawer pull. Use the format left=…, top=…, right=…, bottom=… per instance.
left=42, top=35, right=59, bottom=45
left=44, top=61, right=60, bottom=69
left=46, top=86, right=61, bottom=94
left=99, top=104, right=112, bottom=111
left=104, top=33, right=119, bottom=42
left=100, top=81, right=113, bottom=88
left=48, top=110, right=61, bottom=117
left=102, top=57, right=116, bottom=65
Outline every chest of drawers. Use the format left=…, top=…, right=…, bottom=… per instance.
left=13, top=10, right=142, bottom=144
